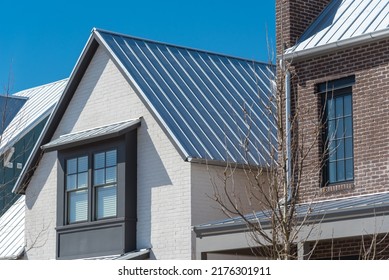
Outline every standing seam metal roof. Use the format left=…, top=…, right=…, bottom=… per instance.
left=194, top=192, right=389, bottom=234
left=0, top=196, right=25, bottom=259
left=96, top=30, right=276, bottom=166
left=0, top=79, right=68, bottom=154
left=285, top=0, right=389, bottom=58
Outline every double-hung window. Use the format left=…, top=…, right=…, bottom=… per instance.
left=320, top=76, right=355, bottom=186
left=65, top=148, right=118, bottom=224
left=45, top=119, right=139, bottom=259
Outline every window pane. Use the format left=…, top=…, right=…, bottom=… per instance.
left=346, top=159, right=354, bottom=180
left=96, top=185, right=117, bottom=219
left=78, top=172, right=88, bottom=189
left=329, top=162, right=336, bottom=184
left=344, top=94, right=352, bottom=116
left=105, top=166, right=117, bottom=183
left=94, top=152, right=105, bottom=169
left=328, top=139, right=336, bottom=162
left=337, top=160, right=345, bottom=182
left=335, top=96, right=344, bottom=118
left=78, top=156, right=88, bottom=172
left=336, top=118, right=344, bottom=139
left=67, top=158, right=77, bottom=174
left=345, top=138, right=353, bottom=158
left=94, top=169, right=105, bottom=185
left=66, top=174, right=77, bottom=190
left=328, top=120, right=336, bottom=139
left=68, top=190, right=88, bottom=223
left=106, top=150, right=117, bottom=167
left=327, top=99, right=335, bottom=119
left=336, top=139, right=345, bottom=160
left=345, top=116, right=352, bottom=137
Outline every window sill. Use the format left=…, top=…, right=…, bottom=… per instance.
left=320, top=182, right=355, bottom=194
left=56, top=217, right=128, bottom=232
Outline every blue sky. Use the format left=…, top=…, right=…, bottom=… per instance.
left=0, top=0, right=275, bottom=93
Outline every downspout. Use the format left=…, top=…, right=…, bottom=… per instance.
left=285, top=70, right=291, bottom=202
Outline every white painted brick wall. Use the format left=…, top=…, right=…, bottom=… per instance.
left=25, top=46, right=192, bottom=259
left=190, top=163, right=267, bottom=259
left=24, top=151, right=58, bottom=259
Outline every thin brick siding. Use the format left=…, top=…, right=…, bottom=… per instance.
left=25, top=46, right=194, bottom=259
left=24, top=151, right=58, bottom=259
left=309, top=236, right=389, bottom=260
left=276, top=0, right=331, bottom=53
left=290, top=39, right=389, bottom=202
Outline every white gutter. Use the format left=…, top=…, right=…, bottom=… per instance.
left=283, top=28, right=389, bottom=61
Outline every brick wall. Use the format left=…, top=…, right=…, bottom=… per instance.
left=276, top=0, right=331, bottom=53
left=310, top=235, right=389, bottom=260
left=290, top=39, right=389, bottom=202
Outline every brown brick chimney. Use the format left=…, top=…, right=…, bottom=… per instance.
left=276, top=0, right=332, bottom=55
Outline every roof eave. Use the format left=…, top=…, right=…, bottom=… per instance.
left=194, top=203, right=389, bottom=238
left=281, top=29, right=389, bottom=62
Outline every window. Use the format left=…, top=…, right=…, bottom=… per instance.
left=94, top=149, right=117, bottom=219
left=65, top=149, right=118, bottom=224
left=51, top=120, right=139, bottom=259
left=320, top=76, right=355, bottom=186
left=66, top=155, right=88, bottom=223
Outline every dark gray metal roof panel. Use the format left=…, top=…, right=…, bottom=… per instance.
left=42, top=118, right=141, bottom=152
left=194, top=192, right=389, bottom=234
left=96, top=30, right=276, bottom=166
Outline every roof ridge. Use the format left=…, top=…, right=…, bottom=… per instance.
left=93, top=28, right=274, bottom=67
left=14, top=78, right=69, bottom=96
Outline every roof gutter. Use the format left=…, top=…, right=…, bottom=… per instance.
left=194, top=203, right=389, bottom=238
left=283, top=28, right=389, bottom=61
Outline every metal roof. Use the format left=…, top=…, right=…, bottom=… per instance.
left=0, top=95, right=27, bottom=134
left=82, top=249, right=150, bottom=260
left=0, top=79, right=68, bottom=155
left=42, top=118, right=141, bottom=152
left=284, top=0, right=389, bottom=59
left=95, top=29, right=276, bottom=166
left=0, top=196, right=25, bottom=259
left=194, top=192, right=389, bottom=236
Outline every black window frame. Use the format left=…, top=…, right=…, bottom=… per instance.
left=63, top=147, right=120, bottom=224
left=319, top=76, right=355, bottom=187
left=55, top=131, right=137, bottom=259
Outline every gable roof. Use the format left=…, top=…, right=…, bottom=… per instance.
left=284, top=0, right=389, bottom=60
left=13, top=29, right=276, bottom=194
left=96, top=30, right=276, bottom=165
left=0, top=79, right=68, bottom=155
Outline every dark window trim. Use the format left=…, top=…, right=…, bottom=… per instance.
left=319, top=76, right=355, bottom=188
left=59, top=138, right=123, bottom=225
left=56, top=130, right=137, bottom=259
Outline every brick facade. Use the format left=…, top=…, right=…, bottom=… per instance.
left=292, top=38, right=389, bottom=202
left=310, top=235, right=389, bottom=260
left=276, top=0, right=331, bottom=53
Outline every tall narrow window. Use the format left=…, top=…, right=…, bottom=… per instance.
left=94, top=149, right=117, bottom=219
left=320, top=76, right=355, bottom=186
left=66, top=156, right=88, bottom=223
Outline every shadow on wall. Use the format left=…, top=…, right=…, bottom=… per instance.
left=25, top=151, right=57, bottom=210
left=136, top=118, right=174, bottom=256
